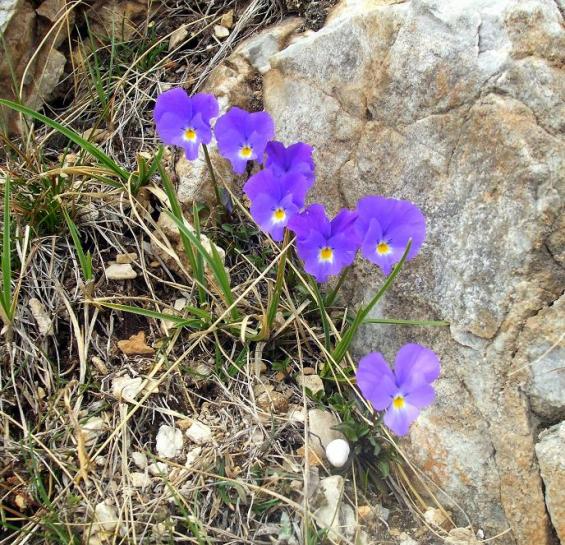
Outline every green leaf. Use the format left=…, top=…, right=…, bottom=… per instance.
left=98, top=301, right=210, bottom=326
left=0, top=176, right=12, bottom=320
left=166, top=212, right=238, bottom=320
left=0, top=98, right=129, bottom=182
left=158, top=159, right=207, bottom=303
left=62, top=208, right=93, bottom=282
left=331, top=241, right=412, bottom=365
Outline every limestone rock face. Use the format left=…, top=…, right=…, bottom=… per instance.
left=0, top=0, right=71, bottom=133
left=257, top=1, right=564, bottom=544
left=536, top=422, right=565, bottom=543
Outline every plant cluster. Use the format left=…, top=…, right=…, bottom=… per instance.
left=155, top=88, right=442, bottom=436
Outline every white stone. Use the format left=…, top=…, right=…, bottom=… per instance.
left=214, top=24, right=229, bottom=38
left=313, top=475, right=359, bottom=541
left=307, top=409, right=345, bottom=457
left=325, top=438, right=350, bottom=468
left=169, top=24, right=188, bottom=50
left=94, top=501, right=118, bottom=532
left=155, top=425, right=184, bottom=459
left=81, top=416, right=107, bottom=446
left=185, top=447, right=202, bottom=467
left=185, top=421, right=213, bottom=445
left=130, top=471, right=151, bottom=489
left=105, top=263, right=137, bottom=280
left=112, top=375, right=143, bottom=403
left=148, top=462, right=169, bottom=476
left=297, top=374, right=324, bottom=395
left=131, top=452, right=147, bottom=470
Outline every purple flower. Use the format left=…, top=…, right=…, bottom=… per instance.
left=355, top=196, right=426, bottom=275
left=154, top=89, right=219, bottom=160
left=214, top=107, right=275, bottom=174
left=243, top=169, right=310, bottom=242
left=356, top=344, right=440, bottom=436
left=288, top=204, right=360, bottom=283
left=265, top=141, right=315, bottom=183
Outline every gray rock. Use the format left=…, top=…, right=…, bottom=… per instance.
left=0, top=0, right=19, bottom=32
left=0, top=1, right=69, bottom=133
left=519, top=295, right=565, bottom=422
left=535, top=422, right=565, bottom=543
left=259, top=1, right=564, bottom=544
left=307, top=409, right=345, bottom=457
left=313, top=475, right=368, bottom=544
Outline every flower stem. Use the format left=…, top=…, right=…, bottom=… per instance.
left=257, top=229, right=291, bottom=339
left=202, top=143, right=231, bottom=215
left=324, top=266, right=350, bottom=307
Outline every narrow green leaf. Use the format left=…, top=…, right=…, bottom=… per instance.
left=310, top=277, right=331, bottom=350
left=158, top=159, right=207, bottom=303
left=166, top=212, right=238, bottom=320
left=97, top=301, right=208, bottom=327
left=1, top=176, right=12, bottom=319
left=261, top=229, right=290, bottom=337
left=0, top=98, right=129, bottom=181
left=332, top=241, right=412, bottom=365
left=62, top=208, right=93, bottom=282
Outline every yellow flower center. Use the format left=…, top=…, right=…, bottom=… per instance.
left=240, top=145, right=253, bottom=159
left=376, top=241, right=391, bottom=255
left=272, top=207, right=286, bottom=223
left=392, top=395, right=405, bottom=410
left=184, top=128, right=197, bottom=142
left=319, top=246, right=334, bottom=263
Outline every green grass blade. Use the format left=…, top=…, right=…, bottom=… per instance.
left=97, top=301, right=209, bottom=327
left=158, top=159, right=207, bottom=303
left=166, top=212, right=238, bottom=320
left=0, top=99, right=129, bottom=182
left=62, top=209, right=93, bottom=282
left=191, top=201, right=205, bottom=293
left=1, top=176, right=12, bottom=320
left=310, top=277, right=331, bottom=350
left=324, top=266, right=350, bottom=307
left=263, top=229, right=290, bottom=336
left=332, top=241, right=412, bottom=365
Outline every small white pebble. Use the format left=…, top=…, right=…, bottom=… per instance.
left=156, top=425, right=184, bottom=458
left=325, top=438, right=350, bottom=468
left=105, top=263, right=137, bottom=280
left=94, top=456, right=107, bottom=466
left=94, top=501, right=118, bottom=532
left=131, top=451, right=147, bottom=470
left=130, top=471, right=151, bottom=489
left=112, top=375, right=144, bottom=403
left=148, top=462, right=169, bottom=476
left=214, top=24, right=229, bottom=38
left=185, top=447, right=202, bottom=467
left=186, top=421, right=213, bottom=445
left=81, top=416, right=107, bottom=447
